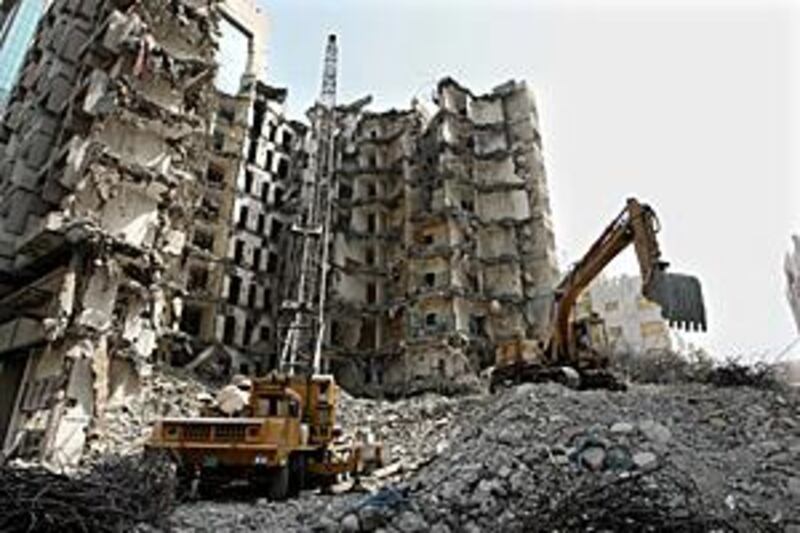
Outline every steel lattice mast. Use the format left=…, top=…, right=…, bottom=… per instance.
left=279, top=35, right=338, bottom=376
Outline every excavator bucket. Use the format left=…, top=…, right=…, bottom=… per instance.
left=645, top=270, right=707, bottom=332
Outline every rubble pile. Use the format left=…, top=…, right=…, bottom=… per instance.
left=85, top=368, right=210, bottom=462
left=337, top=392, right=478, bottom=480
left=157, top=381, right=799, bottom=532
left=323, top=382, right=798, bottom=533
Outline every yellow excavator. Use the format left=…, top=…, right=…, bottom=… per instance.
left=491, top=198, right=706, bottom=390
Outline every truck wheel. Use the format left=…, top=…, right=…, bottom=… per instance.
left=175, top=467, right=198, bottom=501
left=267, top=465, right=289, bottom=501
left=289, top=455, right=306, bottom=496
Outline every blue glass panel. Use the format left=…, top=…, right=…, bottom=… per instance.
left=0, top=0, right=45, bottom=107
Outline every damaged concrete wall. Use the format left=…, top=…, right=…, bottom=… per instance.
left=324, top=78, right=559, bottom=397
left=0, top=0, right=224, bottom=467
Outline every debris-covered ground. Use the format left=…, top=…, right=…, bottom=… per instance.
left=2, top=365, right=798, bottom=532
left=164, top=381, right=799, bottom=532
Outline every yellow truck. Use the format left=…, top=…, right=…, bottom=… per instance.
left=147, top=373, right=381, bottom=499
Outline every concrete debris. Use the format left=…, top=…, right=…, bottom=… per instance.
left=336, top=391, right=470, bottom=481
left=146, top=381, right=799, bottom=532
left=84, top=368, right=210, bottom=462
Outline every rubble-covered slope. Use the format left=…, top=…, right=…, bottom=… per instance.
left=168, top=382, right=800, bottom=532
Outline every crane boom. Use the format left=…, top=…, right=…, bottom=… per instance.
left=279, top=35, right=339, bottom=376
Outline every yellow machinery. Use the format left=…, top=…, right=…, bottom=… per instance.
left=491, top=198, right=706, bottom=389
left=147, top=373, right=382, bottom=499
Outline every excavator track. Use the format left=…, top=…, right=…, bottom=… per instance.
left=490, top=363, right=627, bottom=393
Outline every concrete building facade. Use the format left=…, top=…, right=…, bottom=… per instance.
left=324, top=78, right=559, bottom=396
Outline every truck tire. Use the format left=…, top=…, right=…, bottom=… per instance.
left=288, top=454, right=306, bottom=496
left=267, top=464, right=289, bottom=501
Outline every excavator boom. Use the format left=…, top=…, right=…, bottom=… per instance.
left=491, top=197, right=706, bottom=390
left=550, top=197, right=705, bottom=364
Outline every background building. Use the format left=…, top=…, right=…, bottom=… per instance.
left=785, top=234, right=800, bottom=334
left=578, top=274, right=674, bottom=355
left=322, top=78, right=559, bottom=396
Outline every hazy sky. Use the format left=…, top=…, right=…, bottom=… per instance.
left=260, top=0, right=800, bottom=359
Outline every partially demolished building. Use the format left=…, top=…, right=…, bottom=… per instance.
left=0, top=0, right=559, bottom=465
left=0, top=0, right=308, bottom=466
left=177, top=79, right=306, bottom=379
left=0, top=0, right=223, bottom=466
left=325, top=79, right=559, bottom=396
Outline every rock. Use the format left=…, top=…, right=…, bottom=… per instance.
left=787, top=477, right=800, bottom=498
left=605, top=445, right=634, bottom=471
left=632, top=451, right=657, bottom=469
left=610, top=422, right=635, bottom=434
left=708, top=416, right=727, bottom=428
left=759, top=440, right=782, bottom=456
left=394, top=510, right=428, bottom=533
left=429, top=522, right=451, bottom=533
left=560, top=366, right=581, bottom=389
left=435, top=439, right=449, bottom=455
left=341, top=513, right=360, bottom=533
left=515, top=383, right=538, bottom=396
left=496, top=427, right=518, bottom=446
left=359, top=505, right=385, bottom=532
left=725, top=494, right=737, bottom=510
left=580, top=446, right=607, bottom=471
left=462, top=521, right=482, bottom=533
left=476, top=478, right=505, bottom=498
left=316, top=515, right=339, bottom=533
left=639, top=420, right=671, bottom=444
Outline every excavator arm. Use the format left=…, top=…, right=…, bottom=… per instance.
left=549, top=198, right=706, bottom=365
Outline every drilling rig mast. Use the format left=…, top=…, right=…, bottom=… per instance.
left=279, top=35, right=338, bottom=375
